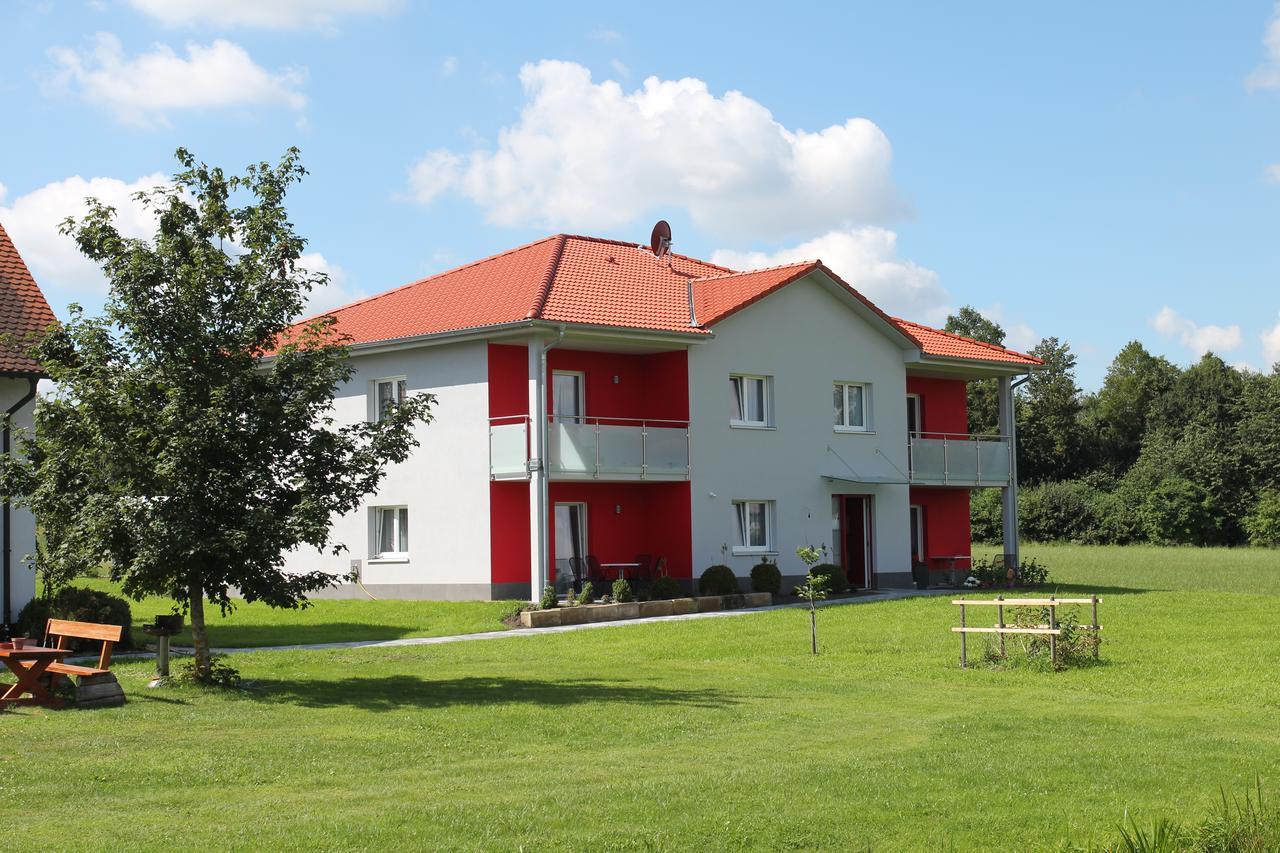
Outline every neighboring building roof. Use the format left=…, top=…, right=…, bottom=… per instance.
left=894, top=317, right=1041, bottom=366
left=0, top=222, right=57, bottom=376
left=291, top=231, right=1037, bottom=368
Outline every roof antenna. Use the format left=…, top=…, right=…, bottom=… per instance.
left=650, top=220, right=672, bottom=267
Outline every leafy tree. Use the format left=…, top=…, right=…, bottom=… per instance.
left=944, top=305, right=1005, bottom=434
left=1084, top=341, right=1180, bottom=472
left=1244, top=491, right=1280, bottom=547
left=1016, top=337, right=1085, bottom=484
left=1148, top=353, right=1243, bottom=435
left=1, top=149, right=434, bottom=680
left=1236, top=368, right=1280, bottom=493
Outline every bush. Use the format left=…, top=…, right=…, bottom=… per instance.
left=1244, top=490, right=1280, bottom=547
left=1006, top=606, right=1099, bottom=670
left=698, top=565, right=739, bottom=596
left=650, top=575, right=683, bottom=600
left=612, top=578, right=634, bottom=603
left=16, top=586, right=134, bottom=650
left=575, top=582, right=594, bottom=606
left=1019, top=480, right=1100, bottom=543
left=538, top=584, right=557, bottom=610
left=1139, top=476, right=1221, bottom=545
left=969, top=488, right=1003, bottom=544
left=176, top=654, right=242, bottom=688
left=809, top=563, right=848, bottom=595
left=749, top=561, right=781, bottom=595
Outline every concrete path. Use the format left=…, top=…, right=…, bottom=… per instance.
left=170, top=586, right=954, bottom=656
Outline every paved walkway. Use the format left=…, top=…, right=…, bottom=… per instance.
left=173, top=586, right=953, bottom=656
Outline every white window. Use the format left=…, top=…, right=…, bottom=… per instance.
left=733, top=500, right=774, bottom=554
left=730, top=374, right=771, bottom=427
left=372, top=506, right=409, bottom=558
left=552, top=371, right=585, bottom=423
left=834, top=382, right=870, bottom=432
left=374, top=377, right=408, bottom=422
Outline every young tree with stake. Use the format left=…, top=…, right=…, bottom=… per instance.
left=0, top=148, right=433, bottom=681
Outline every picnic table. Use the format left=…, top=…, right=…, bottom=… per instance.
left=0, top=644, right=72, bottom=709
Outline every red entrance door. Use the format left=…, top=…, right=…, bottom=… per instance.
left=841, top=496, right=872, bottom=589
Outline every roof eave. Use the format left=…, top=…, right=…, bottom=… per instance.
left=910, top=354, right=1040, bottom=378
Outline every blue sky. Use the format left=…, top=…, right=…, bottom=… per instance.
left=3, top=1, right=1280, bottom=389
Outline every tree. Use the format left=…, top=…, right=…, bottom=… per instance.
left=1148, top=353, right=1243, bottom=435
left=944, top=306, right=1004, bottom=434
left=794, top=545, right=830, bottom=655
left=1016, top=337, right=1085, bottom=483
left=1, top=149, right=434, bottom=680
left=1084, top=341, right=1180, bottom=472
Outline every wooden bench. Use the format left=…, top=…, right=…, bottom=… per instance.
left=41, top=619, right=127, bottom=707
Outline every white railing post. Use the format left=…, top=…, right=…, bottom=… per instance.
left=641, top=420, right=648, bottom=479
left=942, top=435, right=949, bottom=485
left=593, top=419, right=600, bottom=479
left=976, top=433, right=982, bottom=483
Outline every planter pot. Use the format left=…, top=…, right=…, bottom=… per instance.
left=911, top=563, right=930, bottom=590
left=670, top=598, right=697, bottom=616
left=638, top=600, right=674, bottom=618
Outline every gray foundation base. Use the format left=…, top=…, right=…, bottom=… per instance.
left=875, top=570, right=914, bottom=589
left=310, top=583, right=507, bottom=602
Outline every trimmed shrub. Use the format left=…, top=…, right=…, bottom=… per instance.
left=575, top=582, right=594, bottom=606
left=1244, top=490, right=1280, bottom=547
left=749, top=561, right=781, bottom=595
left=810, top=563, right=848, bottom=595
left=650, top=575, right=683, bottom=600
left=16, top=586, right=134, bottom=650
left=698, top=565, right=739, bottom=596
left=612, top=578, right=634, bottom=603
left=538, top=584, right=557, bottom=610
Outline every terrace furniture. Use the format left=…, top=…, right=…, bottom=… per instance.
left=567, top=557, right=586, bottom=595
left=934, top=555, right=972, bottom=587
left=42, top=619, right=127, bottom=708
left=586, top=555, right=607, bottom=590
left=0, top=644, right=72, bottom=709
left=634, top=553, right=654, bottom=581
left=653, top=556, right=668, bottom=577
left=601, top=562, right=640, bottom=582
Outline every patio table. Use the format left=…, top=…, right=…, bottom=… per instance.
left=0, top=645, right=71, bottom=709
left=600, top=562, right=640, bottom=582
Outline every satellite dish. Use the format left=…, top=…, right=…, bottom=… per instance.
left=650, top=220, right=672, bottom=258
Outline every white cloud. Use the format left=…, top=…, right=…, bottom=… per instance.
left=1246, top=5, right=1280, bottom=91
left=975, top=302, right=1038, bottom=352
left=297, top=252, right=367, bottom=314
left=0, top=173, right=168, bottom=297
left=1262, top=318, right=1280, bottom=366
left=711, top=227, right=949, bottom=324
left=48, top=33, right=306, bottom=128
left=407, top=60, right=904, bottom=239
left=440, top=56, right=458, bottom=77
left=1265, top=164, right=1280, bottom=184
left=1151, top=306, right=1243, bottom=356
left=126, top=0, right=399, bottom=29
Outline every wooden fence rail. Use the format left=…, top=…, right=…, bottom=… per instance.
left=952, top=595, right=1101, bottom=668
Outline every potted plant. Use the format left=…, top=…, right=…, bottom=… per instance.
left=911, top=561, right=929, bottom=590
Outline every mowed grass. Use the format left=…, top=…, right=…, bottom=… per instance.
left=3, top=545, right=1279, bottom=851
left=71, top=575, right=517, bottom=648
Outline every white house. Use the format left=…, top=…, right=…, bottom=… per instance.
left=277, top=228, right=1040, bottom=600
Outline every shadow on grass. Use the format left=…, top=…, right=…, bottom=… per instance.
left=257, top=675, right=740, bottom=713
left=1040, top=582, right=1161, bottom=597
left=169, top=622, right=477, bottom=649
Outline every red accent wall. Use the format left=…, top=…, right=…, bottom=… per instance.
left=547, top=349, right=688, bottom=422
left=488, top=343, right=528, bottom=418
left=906, top=376, right=968, bottom=436
left=547, top=481, right=692, bottom=580
left=909, top=487, right=971, bottom=569
left=490, top=482, right=531, bottom=585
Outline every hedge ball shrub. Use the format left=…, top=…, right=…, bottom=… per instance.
left=749, top=562, right=782, bottom=595
left=810, top=563, right=848, bottom=595
left=650, top=575, right=683, bottom=600
left=698, top=565, right=739, bottom=596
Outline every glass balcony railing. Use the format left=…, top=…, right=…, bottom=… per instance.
left=908, top=433, right=1011, bottom=486
left=490, top=416, right=691, bottom=481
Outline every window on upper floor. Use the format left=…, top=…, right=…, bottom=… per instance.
left=373, top=377, right=408, bottom=422
left=552, top=370, right=585, bottom=423
left=372, top=505, right=409, bottom=559
left=833, top=381, right=871, bottom=432
left=733, top=499, right=775, bottom=554
left=730, top=374, right=772, bottom=428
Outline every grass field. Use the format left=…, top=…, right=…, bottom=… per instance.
left=3, top=544, right=1279, bottom=850
left=70, top=575, right=517, bottom=648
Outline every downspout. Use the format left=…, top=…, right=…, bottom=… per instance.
left=2, top=376, right=39, bottom=639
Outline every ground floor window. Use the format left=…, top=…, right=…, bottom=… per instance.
left=373, top=506, right=408, bottom=558
left=910, top=504, right=925, bottom=563
left=733, top=500, right=773, bottom=554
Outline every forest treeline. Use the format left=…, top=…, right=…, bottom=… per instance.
left=943, top=307, right=1280, bottom=548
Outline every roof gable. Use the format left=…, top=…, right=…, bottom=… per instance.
left=0, top=222, right=57, bottom=376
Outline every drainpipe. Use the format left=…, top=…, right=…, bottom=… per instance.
left=2, top=376, right=39, bottom=640
left=529, top=327, right=565, bottom=602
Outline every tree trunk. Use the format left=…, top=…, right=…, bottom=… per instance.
left=188, top=571, right=211, bottom=679
left=810, top=603, right=818, bottom=655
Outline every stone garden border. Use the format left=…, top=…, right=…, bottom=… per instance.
left=518, top=592, right=773, bottom=628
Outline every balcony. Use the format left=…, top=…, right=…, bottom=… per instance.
left=490, top=416, right=691, bottom=481
left=908, top=432, right=1011, bottom=487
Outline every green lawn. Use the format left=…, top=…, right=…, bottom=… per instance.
left=71, top=576, right=517, bottom=648
left=4, top=544, right=1280, bottom=850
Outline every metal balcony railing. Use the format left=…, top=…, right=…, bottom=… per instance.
left=490, top=415, right=691, bottom=481
left=907, top=432, right=1012, bottom=486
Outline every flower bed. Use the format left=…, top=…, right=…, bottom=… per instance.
left=518, top=592, right=773, bottom=628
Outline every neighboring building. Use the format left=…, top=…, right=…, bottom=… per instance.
left=0, top=223, right=57, bottom=633
left=277, top=231, right=1040, bottom=600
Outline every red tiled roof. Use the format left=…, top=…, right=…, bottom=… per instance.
left=292, top=232, right=1036, bottom=369
left=0, top=222, right=57, bottom=376
left=893, top=317, right=1041, bottom=366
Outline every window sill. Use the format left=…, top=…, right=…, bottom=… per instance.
left=731, top=547, right=777, bottom=557
left=729, top=422, right=776, bottom=431
left=368, top=557, right=410, bottom=564
left=833, top=427, right=875, bottom=435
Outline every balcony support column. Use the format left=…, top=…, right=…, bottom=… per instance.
left=998, top=375, right=1020, bottom=572
left=527, top=339, right=549, bottom=602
